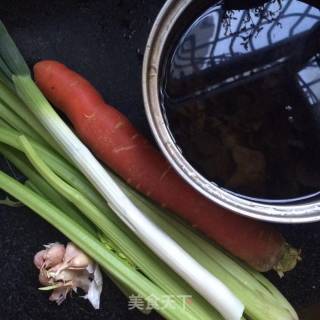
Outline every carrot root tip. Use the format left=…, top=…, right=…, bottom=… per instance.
left=273, top=243, right=301, bottom=277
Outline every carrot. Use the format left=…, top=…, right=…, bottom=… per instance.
left=33, top=60, right=299, bottom=272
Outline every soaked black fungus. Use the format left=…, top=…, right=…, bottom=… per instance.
left=161, top=0, right=320, bottom=202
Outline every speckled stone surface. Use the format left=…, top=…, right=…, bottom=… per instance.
left=0, top=1, right=319, bottom=319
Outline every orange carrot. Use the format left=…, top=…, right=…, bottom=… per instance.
left=34, top=60, right=298, bottom=272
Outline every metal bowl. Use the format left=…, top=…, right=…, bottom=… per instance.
left=143, top=0, right=320, bottom=223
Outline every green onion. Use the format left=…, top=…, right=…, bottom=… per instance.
left=119, top=179, right=298, bottom=320
left=21, top=134, right=224, bottom=319
left=0, top=100, right=45, bottom=144
left=0, top=56, right=15, bottom=90
left=0, top=21, right=30, bottom=76
left=0, top=80, right=64, bottom=155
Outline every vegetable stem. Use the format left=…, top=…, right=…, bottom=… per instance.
left=0, top=80, right=64, bottom=155
left=0, top=21, right=30, bottom=75
left=0, top=100, right=44, bottom=143
left=18, top=134, right=220, bottom=320
left=0, top=126, right=110, bottom=217
left=0, top=144, right=96, bottom=235
left=14, top=73, right=244, bottom=320
left=0, top=170, right=195, bottom=320
left=0, top=64, right=14, bottom=90
left=24, top=179, right=44, bottom=196
left=117, top=176, right=299, bottom=320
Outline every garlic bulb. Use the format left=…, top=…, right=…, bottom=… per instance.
left=34, top=242, right=102, bottom=309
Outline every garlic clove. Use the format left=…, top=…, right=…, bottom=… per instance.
left=49, top=286, right=70, bottom=305
left=55, top=269, right=91, bottom=288
left=63, top=242, right=92, bottom=270
left=54, top=269, right=80, bottom=283
left=43, top=243, right=65, bottom=269
left=47, top=262, right=64, bottom=278
left=34, top=243, right=65, bottom=270
left=39, top=269, right=52, bottom=286
left=34, top=250, right=46, bottom=269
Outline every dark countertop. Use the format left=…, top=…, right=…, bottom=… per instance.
left=0, top=1, right=319, bottom=319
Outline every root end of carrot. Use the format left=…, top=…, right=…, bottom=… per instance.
left=273, top=243, right=301, bottom=277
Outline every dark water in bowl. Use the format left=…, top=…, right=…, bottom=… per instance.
left=161, top=0, right=320, bottom=202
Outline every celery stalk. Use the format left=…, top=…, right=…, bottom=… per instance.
left=0, top=129, right=221, bottom=319
left=112, top=175, right=298, bottom=320
left=0, top=126, right=111, bottom=216
left=24, top=179, right=44, bottom=196
left=0, top=171, right=195, bottom=320
left=18, top=134, right=221, bottom=320
left=0, top=122, right=298, bottom=320
left=0, top=145, right=96, bottom=235
left=0, top=131, right=219, bottom=319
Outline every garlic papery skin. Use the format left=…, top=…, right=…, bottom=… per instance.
left=83, top=264, right=103, bottom=310
left=55, top=269, right=91, bottom=290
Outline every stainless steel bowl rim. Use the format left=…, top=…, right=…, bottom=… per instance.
left=142, top=0, right=320, bottom=223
